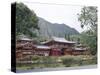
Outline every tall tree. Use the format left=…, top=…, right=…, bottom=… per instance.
left=78, top=6, right=97, bottom=55
left=78, top=6, right=97, bottom=36
left=16, top=3, right=39, bottom=37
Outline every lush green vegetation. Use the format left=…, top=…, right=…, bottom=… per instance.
left=69, top=34, right=97, bottom=55
left=16, top=3, right=39, bottom=37
left=16, top=4, right=97, bottom=70
left=61, top=55, right=97, bottom=67
left=16, top=55, right=97, bottom=70
left=65, top=6, right=97, bottom=55
left=77, top=6, right=97, bottom=55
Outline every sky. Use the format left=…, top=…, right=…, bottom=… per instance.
left=18, top=1, right=84, bottom=33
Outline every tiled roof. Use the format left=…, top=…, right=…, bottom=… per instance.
left=35, top=45, right=51, bottom=49
left=42, top=36, right=76, bottom=44
left=74, top=48, right=87, bottom=50
left=19, top=38, right=32, bottom=41
left=17, top=34, right=32, bottom=41
left=52, top=37, right=76, bottom=43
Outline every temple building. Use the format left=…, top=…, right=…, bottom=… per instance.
left=34, top=45, right=51, bottom=56
left=42, top=37, right=76, bottom=55
left=16, top=36, right=90, bottom=61
left=72, top=44, right=90, bottom=55
left=16, top=38, right=35, bottom=61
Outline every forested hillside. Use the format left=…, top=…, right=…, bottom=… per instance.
left=16, top=3, right=39, bottom=37
left=38, top=17, right=79, bottom=38
left=16, top=3, right=79, bottom=40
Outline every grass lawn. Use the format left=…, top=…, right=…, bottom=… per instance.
left=16, top=55, right=97, bottom=70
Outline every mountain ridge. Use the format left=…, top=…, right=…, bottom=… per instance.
left=37, top=17, right=79, bottom=38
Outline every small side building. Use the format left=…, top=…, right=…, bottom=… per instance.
left=72, top=44, right=90, bottom=55
left=16, top=37, right=35, bottom=61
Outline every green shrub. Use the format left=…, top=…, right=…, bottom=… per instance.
left=62, top=58, right=74, bottom=67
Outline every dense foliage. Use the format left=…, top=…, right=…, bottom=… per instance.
left=38, top=17, right=79, bottom=39
left=16, top=55, right=97, bottom=70
left=77, top=6, right=97, bottom=55
left=78, top=6, right=97, bottom=33
left=16, top=3, right=39, bottom=37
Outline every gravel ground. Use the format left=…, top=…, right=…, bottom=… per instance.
left=16, top=64, right=97, bottom=73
